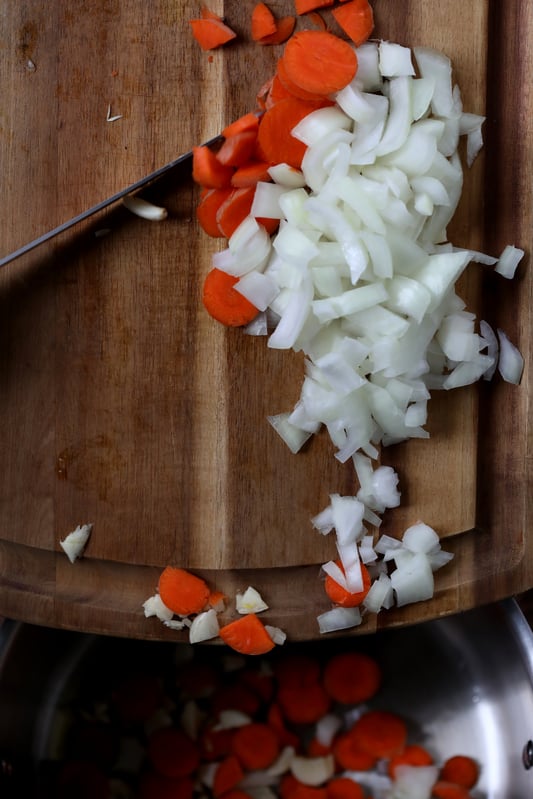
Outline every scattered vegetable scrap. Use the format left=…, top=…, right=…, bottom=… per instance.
left=50, top=643, right=485, bottom=798
left=122, top=195, right=168, bottom=221
left=59, top=523, right=93, bottom=563
left=187, top=7, right=524, bottom=637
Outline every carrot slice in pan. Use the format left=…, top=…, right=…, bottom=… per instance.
left=231, top=722, right=280, bottom=769
left=323, top=651, right=382, bottom=704
left=388, top=744, right=434, bottom=778
left=440, top=755, right=479, bottom=789
left=326, top=777, right=365, bottom=799
left=350, top=710, right=408, bottom=759
left=213, top=755, right=244, bottom=797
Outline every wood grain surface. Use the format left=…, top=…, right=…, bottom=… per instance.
left=0, top=0, right=531, bottom=642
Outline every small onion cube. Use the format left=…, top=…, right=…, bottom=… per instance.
left=378, top=41, right=415, bottom=77
left=317, top=606, right=362, bottom=634
left=495, top=244, right=524, bottom=279
left=391, top=553, right=434, bottom=607
left=497, top=329, right=524, bottom=384
left=267, top=413, right=313, bottom=454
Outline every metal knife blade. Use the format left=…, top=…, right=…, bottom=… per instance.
left=0, top=134, right=222, bottom=269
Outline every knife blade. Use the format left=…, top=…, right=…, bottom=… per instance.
left=0, top=134, right=222, bottom=269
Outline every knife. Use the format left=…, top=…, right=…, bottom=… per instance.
left=0, top=134, right=222, bottom=269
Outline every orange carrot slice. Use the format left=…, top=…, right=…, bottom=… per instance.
left=332, top=732, right=377, bottom=771
left=222, top=112, right=261, bottom=139
left=251, top=2, right=277, bottom=41
left=231, top=161, right=272, bottom=187
left=256, top=96, right=329, bottom=168
left=202, top=268, right=260, bottom=327
left=196, top=187, right=234, bottom=237
left=218, top=613, right=275, bottom=655
left=192, top=145, right=234, bottom=188
left=147, top=728, right=200, bottom=778
left=431, top=783, right=472, bottom=799
left=324, top=561, right=372, bottom=608
left=326, top=777, right=365, bottom=799
left=323, top=652, right=382, bottom=704
left=350, top=711, right=408, bottom=759
left=189, top=18, right=237, bottom=51
left=258, top=16, right=297, bottom=45
left=213, top=755, right=244, bottom=797
left=231, top=722, right=280, bottom=769
left=294, top=0, right=334, bottom=13
left=281, top=30, right=358, bottom=95
left=440, top=756, right=480, bottom=789
left=158, top=566, right=210, bottom=616
left=331, top=0, right=374, bottom=47
left=216, top=130, right=258, bottom=167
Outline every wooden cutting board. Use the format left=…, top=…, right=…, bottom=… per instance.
left=0, top=1, right=531, bottom=642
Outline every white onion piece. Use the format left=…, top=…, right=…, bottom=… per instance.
left=268, top=413, right=313, bottom=454
left=402, top=522, right=440, bottom=554
left=235, top=271, right=279, bottom=312
left=413, top=47, right=454, bottom=117
left=321, top=560, right=348, bottom=590
left=497, top=329, right=524, bottom=384
left=122, top=195, right=168, bottom=220
left=264, top=625, right=287, bottom=646
left=479, top=319, right=499, bottom=380
left=213, top=710, right=252, bottom=731
left=290, top=755, right=335, bottom=787
left=311, top=505, right=335, bottom=535
left=317, top=606, right=362, bottom=634
left=316, top=714, right=343, bottom=748
left=495, top=244, right=524, bottom=279
left=363, top=572, right=393, bottom=613
left=251, top=182, right=289, bottom=220
left=379, top=41, right=415, bottom=77
left=331, top=494, right=365, bottom=545
left=337, top=543, right=364, bottom=593
left=236, top=586, right=269, bottom=615
left=60, top=523, right=93, bottom=564
left=353, top=41, right=382, bottom=92
left=142, top=593, right=173, bottom=622
left=390, top=553, right=434, bottom=607
left=292, top=106, right=352, bottom=147
left=244, top=311, right=268, bottom=337
left=266, top=747, right=295, bottom=777
left=268, top=163, right=307, bottom=188
left=375, top=76, right=413, bottom=156
left=392, top=764, right=440, bottom=799
left=189, top=609, right=220, bottom=644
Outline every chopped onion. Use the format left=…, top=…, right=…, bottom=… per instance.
left=213, top=710, right=251, bottom=730
left=235, top=586, right=269, bottom=615
left=392, top=765, right=440, bottom=799
left=122, top=195, right=167, bottom=220
left=317, top=606, right=362, bottom=633
left=290, top=755, right=335, bottom=786
left=268, top=413, right=313, bottom=454
left=60, top=523, right=93, bottom=563
left=390, top=553, right=434, bottom=607
left=142, top=593, right=173, bottom=622
left=315, top=714, right=343, bottom=747
left=497, top=328, right=524, bottom=384
left=479, top=319, right=499, bottom=380
left=189, top=609, right=220, bottom=644
left=495, top=244, right=524, bottom=279
left=264, top=625, right=287, bottom=646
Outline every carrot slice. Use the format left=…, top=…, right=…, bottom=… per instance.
left=231, top=161, right=272, bottom=188
left=267, top=702, right=300, bottom=749
left=189, top=18, right=237, bottom=51
left=308, top=737, right=332, bottom=757
left=332, top=732, right=377, bottom=771
left=192, top=145, right=234, bottom=189
left=256, top=96, right=328, bottom=168
left=251, top=2, right=277, bottom=40
left=326, top=777, right=365, bottom=799
left=202, top=268, right=259, bottom=327
left=388, top=744, right=434, bottom=778
left=282, top=30, right=358, bottom=95
left=278, top=680, right=331, bottom=725
left=216, top=186, right=279, bottom=237
left=158, top=566, right=210, bottom=616
left=276, top=56, right=334, bottom=102
left=231, top=722, right=280, bottom=769
left=431, top=783, right=472, bottom=799
left=200, top=727, right=236, bottom=761
left=294, top=0, right=334, bottom=13
left=217, top=130, right=258, bottom=167
left=274, top=653, right=322, bottom=688
left=222, top=112, right=261, bottom=139
left=323, top=652, right=382, bottom=704
left=307, top=11, right=328, bottom=31
left=197, top=187, right=234, bottom=237
left=218, top=613, right=276, bottom=655
left=258, top=16, right=297, bottom=45
left=331, top=0, right=374, bottom=47
left=282, top=781, right=328, bottom=799
left=213, top=755, right=244, bottom=797
left=440, top=756, right=479, bottom=789
left=350, top=710, right=408, bottom=759
left=147, top=728, right=200, bottom=779
left=138, top=773, right=194, bottom=799
left=265, top=73, right=293, bottom=107
left=324, top=560, right=371, bottom=608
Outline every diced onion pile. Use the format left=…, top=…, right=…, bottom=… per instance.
left=209, top=41, right=524, bottom=632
